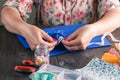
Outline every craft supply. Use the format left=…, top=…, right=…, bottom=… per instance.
left=101, top=52, right=120, bottom=66
left=34, top=44, right=49, bottom=66
left=76, top=58, right=120, bottom=80
left=29, top=64, right=80, bottom=80
left=33, top=72, right=55, bottom=80
left=16, top=23, right=111, bottom=56
left=108, top=48, right=118, bottom=56
left=101, top=46, right=120, bottom=66
left=114, top=43, right=120, bottom=56
left=14, top=60, right=39, bottom=73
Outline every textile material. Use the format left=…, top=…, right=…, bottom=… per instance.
left=4, top=0, right=120, bottom=25
left=76, top=58, right=120, bottom=80
left=16, top=23, right=111, bottom=56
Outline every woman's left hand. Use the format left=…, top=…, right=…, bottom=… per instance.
left=62, top=25, right=96, bottom=51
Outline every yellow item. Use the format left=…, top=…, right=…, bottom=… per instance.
left=114, top=43, right=120, bottom=56
left=101, top=53, right=120, bottom=66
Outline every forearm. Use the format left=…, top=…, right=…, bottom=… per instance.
left=90, top=7, right=120, bottom=36
left=1, top=6, right=28, bottom=35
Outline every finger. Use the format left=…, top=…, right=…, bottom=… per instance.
left=62, top=39, right=81, bottom=47
left=28, top=38, right=56, bottom=51
left=30, top=43, right=38, bottom=51
left=38, top=40, right=57, bottom=51
left=49, top=46, right=55, bottom=51
left=25, top=38, right=38, bottom=51
left=66, top=29, right=79, bottom=40
left=47, top=41, right=57, bottom=51
left=41, top=30, right=55, bottom=42
left=64, top=45, right=85, bottom=51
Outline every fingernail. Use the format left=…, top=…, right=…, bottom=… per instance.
left=64, top=38, right=68, bottom=40
left=53, top=38, right=57, bottom=41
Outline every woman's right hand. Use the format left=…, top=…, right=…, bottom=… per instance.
left=21, top=24, right=57, bottom=51
left=1, top=6, right=57, bottom=51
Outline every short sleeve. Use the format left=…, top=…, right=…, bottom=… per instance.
left=97, top=0, right=120, bottom=18
left=4, top=0, right=33, bottom=21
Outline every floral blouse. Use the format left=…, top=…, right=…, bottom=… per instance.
left=4, top=0, right=120, bottom=26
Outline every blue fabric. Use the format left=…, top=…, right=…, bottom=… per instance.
left=16, top=23, right=111, bottom=56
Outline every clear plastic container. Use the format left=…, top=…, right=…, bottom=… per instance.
left=29, top=64, right=80, bottom=80
left=34, top=44, right=49, bottom=66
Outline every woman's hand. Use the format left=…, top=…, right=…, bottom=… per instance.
left=62, top=25, right=96, bottom=51
left=1, top=6, right=57, bottom=51
left=22, top=24, right=57, bottom=51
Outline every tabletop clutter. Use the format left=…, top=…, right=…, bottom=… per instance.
left=15, top=33, right=120, bottom=80
left=14, top=44, right=50, bottom=73
left=28, top=43, right=120, bottom=80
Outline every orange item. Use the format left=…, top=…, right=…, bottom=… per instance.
left=101, top=53, right=120, bottom=66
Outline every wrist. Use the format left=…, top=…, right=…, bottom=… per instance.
left=20, top=23, right=39, bottom=38
left=86, top=24, right=98, bottom=37
left=18, top=23, right=31, bottom=37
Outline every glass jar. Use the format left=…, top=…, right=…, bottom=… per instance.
left=34, top=44, right=49, bottom=66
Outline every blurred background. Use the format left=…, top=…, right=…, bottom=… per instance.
left=0, top=0, right=35, bottom=25
left=0, top=0, right=5, bottom=25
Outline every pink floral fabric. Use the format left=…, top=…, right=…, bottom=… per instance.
left=4, top=0, right=120, bottom=26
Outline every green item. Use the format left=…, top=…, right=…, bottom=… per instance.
left=34, top=72, right=54, bottom=80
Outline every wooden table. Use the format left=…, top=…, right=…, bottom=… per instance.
left=0, top=25, right=120, bottom=80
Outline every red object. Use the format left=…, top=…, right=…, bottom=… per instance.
left=108, top=48, right=118, bottom=56
left=14, top=66, right=36, bottom=73
left=63, top=38, right=68, bottom=40
left=14, top=60, right=39, bottom=73
left=22, top=60, right=34, bottom=65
